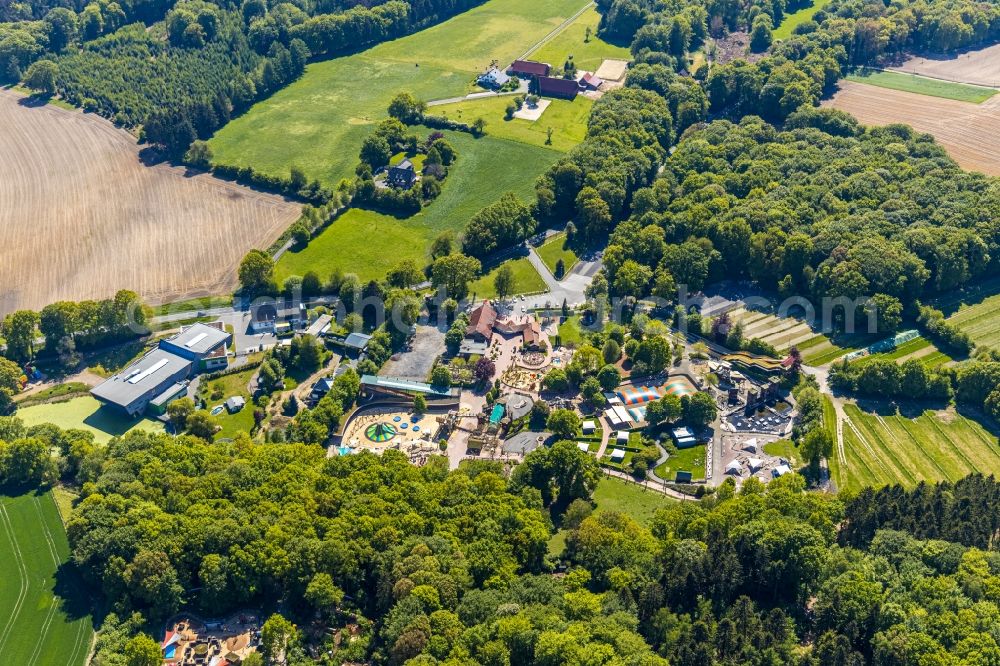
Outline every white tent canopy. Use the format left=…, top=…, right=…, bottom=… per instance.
left=743, top=438, right=759, bottom=453
left=577, top=442, right=589, bottom=452
left=772, top=464, right=792, bottom=477
left=725, top=460, right=742, bottom=474
left=582, top=420, right=597, bottom=433
left=616, top=430, right=630, bottom=443
left=610, top=448, right=626, bottom=461
left=748, top=457, right=763, bottom=471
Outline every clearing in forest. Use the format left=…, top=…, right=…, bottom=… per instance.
left=824, top=81, right=1000, bottom=176
left=831, top=403, right=1000, bottom=494
left=0, top=490, right=93, bottom=666
left=772, top=0, right=832, bottom=40
left=0, top=88, right=300, bottom=316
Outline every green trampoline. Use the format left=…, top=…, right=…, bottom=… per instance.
left=366, top=422, right=398, bottom=442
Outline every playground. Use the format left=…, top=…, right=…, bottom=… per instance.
left=340, top=407, right=440, bottom=454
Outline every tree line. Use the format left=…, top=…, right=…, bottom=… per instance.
left=12, top=413, right=996, bottom=664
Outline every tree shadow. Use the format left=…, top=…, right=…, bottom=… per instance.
left=17, top=93, right=53, bottom=108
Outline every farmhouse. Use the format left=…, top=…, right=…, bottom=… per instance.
left=477, top=66, right=511, bottom=89
left=387, top=159, right=417, bottom=189
left=537, top=76, right=579, bottom=99
left=91, top=349, right=193, bottom=417
left=509, top=59, right=551, bottom=78
left=159, top=322, right=231, bottom=372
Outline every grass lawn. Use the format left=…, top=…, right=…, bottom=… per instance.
left=536, top=232, right=579, bottom=277
left=14, top=382, right=90, bottom=408
left=16, top=396, right=164, bottom=444
left=557, top=315, right=586, bottom=347
left=846, top=68, right=998, bottom=104
left=432, top=95, right=592, bottom=152
left=834, top=403, right=1000, bottom=493
left=209, top=0, right=588, bottom=187
left=528, top=6, right=631, bottom=73
left=654, top=444, right=706, bottom=482
left=51, top=486, right=78, bottom=525
left=468, top=257, right=546, bottom=299
left=153, top=295, right=232, bottom=316
left=548, top=475, right=675, bottom=555
left=772, top=0, right=832, bottom=40
left=275, top=128, right=560, bottom=282
left=197, top=366, right=258, bottom=439
left=592, top=476, right=675, bottom=524
left=763, top=439, right=799, bottom=466
left=0, top=490, right=93, bottom=666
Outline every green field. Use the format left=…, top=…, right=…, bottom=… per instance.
left=468, top=257, right=546, bottom=299
left=854, top=335, right=953, bottom=368
left=798, top=331, right=877, bottom=366
left=938, top=279, right=1000, bottom=350
left=535, top=232, right=579, bottom=276
left=772, top=0, right=831, bottom=40
left=591, top=476, right=675, bottom=524
left=528, top=6, right=631, bottom=73
left=834, top=403, right=1000, bottom=493
left=654, top=444, right=706, bottom=481
left=548, top=475, right=673, bottom=555
left=275, top=128, right=560, bottom=282
left=209, top=0, right=588, bottom=187
left=17, top=396, right=164, bottom=444
left=0, top=491, right=92, bottom=665
left=432, top=95, right=592, bottom=152
left=846, top=69, right=998, bottom=104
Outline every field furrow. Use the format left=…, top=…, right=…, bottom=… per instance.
left=0, top=88, right=301, bottom=316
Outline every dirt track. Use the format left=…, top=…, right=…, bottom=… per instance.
left=0, top=89, right=300, bottom=316
left=824, top=80, right=1000, bottom=176
left=888, top=44, right=1000, bottom=88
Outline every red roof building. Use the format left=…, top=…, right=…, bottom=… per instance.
left=537, top=76, right=579, bottom=99
left=509, top=59, right=551, bottom=78
left=466, top=301, right=498, bottom=342
left=580, top=72, right=604, bottom=90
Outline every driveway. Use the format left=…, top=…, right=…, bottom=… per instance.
left=522, top=247, right=601, bottom=310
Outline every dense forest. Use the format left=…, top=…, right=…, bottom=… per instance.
left=0, top=416, right=989, bottom=664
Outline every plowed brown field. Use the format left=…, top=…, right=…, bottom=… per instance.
left=824, top=81, right=1000, bottom=176
left=0, top=88, right=299, bottom=315
left=888, top=44, right=1000, bottom=88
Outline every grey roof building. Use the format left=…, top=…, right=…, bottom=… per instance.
left=387, top=160, right=416, bottom=189
left=159, top=322, right=230, bottom=360
left=91, top=349, right=193, bottom=417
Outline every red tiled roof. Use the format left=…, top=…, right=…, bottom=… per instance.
left=522, top=319, right=542, bottom=346
left=537, top=76, right=579, bottom=98
left=467, top=301, right=498, bottom=340
left=509, top=59, right=550, bottom=77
